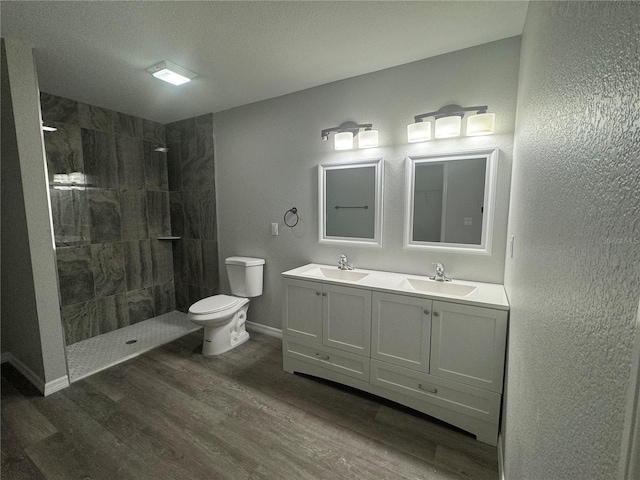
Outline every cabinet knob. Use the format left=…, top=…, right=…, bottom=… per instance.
left=316, top=291, right=321, bottom=296
left=424, top=309, right=430, bottom=315
left=433, top=311, right=440, bottom=317
left=418, top=383, right=438, bottom=394
left=322, top=293, right=327, bottom=297
left=315, top=353, right=330, bottom=361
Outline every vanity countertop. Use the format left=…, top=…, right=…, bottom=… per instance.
left=282, top=263, right=509, bottom=311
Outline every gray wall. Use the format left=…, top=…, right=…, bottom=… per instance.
left=0, top=38, right=67, bottom=384
left=213, top=37, right=521, bottom=329
left=41, top=93, right=175, bottom=345
left=504, top=2, right=640, bottom=479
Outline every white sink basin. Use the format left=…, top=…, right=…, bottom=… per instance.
left=306, top=267, right=369, bottom=282
left=400, top=278, right=477, bottom=297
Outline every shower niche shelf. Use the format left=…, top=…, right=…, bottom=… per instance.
left=157, top=236, right=181, bottom=241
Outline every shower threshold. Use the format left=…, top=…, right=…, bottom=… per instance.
left=66, top=311, right=201, bottom=383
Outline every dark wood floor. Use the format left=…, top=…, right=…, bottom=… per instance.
left=1, top=331, right=498, bottom=480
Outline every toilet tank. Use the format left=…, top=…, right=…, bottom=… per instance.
left=225, top=256, right=265, bottom=298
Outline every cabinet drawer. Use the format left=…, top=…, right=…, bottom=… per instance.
left=370, top=359, right=500, bottom=423
left=283, top=336, right=370, bottom=382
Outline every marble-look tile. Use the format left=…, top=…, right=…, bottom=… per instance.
left=171, top=240, right=187, bottom=285
left=89, top=189, right=122, bottom=243
left=166, top=142, right=182, bottom=192
left=196, top=135, right=215, bottom=190
left=195, top=113, right=213, bottom=138
left=50, top=189, right=91, bottom=246
left=82, top=128, right=117, bottom=189
left=183, top=238, right=203, bottom=286
left=143, top=141, right=169, bottom=191
left=79, top=103, right=117, bottom=133
left=91, top=243, right=125, bottom=298
left=146, top=191, right=171, bottom=237
left=119, top=191, right=148, bottom=241
left=201, top=240, right=220, bottom=290
left=153, top=281, right=176, bottom=316
left=96, top=294, right=129, bottom=332
left=40, top=92, right=79, bottom=125
left=142, top=119, right=165, bottom=144
left=127, top=288, right=155, bottom=324
left=180, top=138, right=198, bottom=191
left=56, top=245, right=95, bottom=306
left=43, top=123, right=83, bottom=180
left=165, top=121, right=181, bottom=144
left=115, top=135, right=144, bottom=192
left=180, top=117, right=196, bottom=142
left=123, top=240, right=153, bottom=290
left=182, top=191, right=201, bottom=239
left=151, top=240, right=174, bottom=285
left=61, top=300, right=98, bottom=345
left=115, top=113, right=142, bottom=138
left=168, top=192, right=185, bottom=237
left=199, top=190, right=217, bottom=240
left=174, top=282, right=189, bottom=313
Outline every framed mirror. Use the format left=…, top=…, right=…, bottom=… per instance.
left=404, top=148, right=498, bottom=254
left=319, top=158, right=383, bottom=247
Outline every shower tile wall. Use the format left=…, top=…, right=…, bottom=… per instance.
left=165, top=114, right=219, bottom=312
left=42, top=93, right=175, bottom=345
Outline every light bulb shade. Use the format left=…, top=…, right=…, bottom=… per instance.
left=435, top=116, right=462, bottom=138
left=407, top=121, right=432, bottom=143
left=334, top=131, right=354, bottom=150
left=466, top=113, right=495, bottom=136
left=358, top=129, right=378, bottom=148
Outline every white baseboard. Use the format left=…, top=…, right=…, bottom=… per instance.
left=1, top=351, right=69, bottom=396
left=246, top=321, right=283, bottom=339
left=498, top=433, right=506, bottom=480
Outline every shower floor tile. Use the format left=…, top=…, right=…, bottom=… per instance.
left=66, top=311, right=201, bottom=382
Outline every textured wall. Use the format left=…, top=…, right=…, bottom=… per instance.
left=504, top=2, right=640, bottom=479
left=41, top=93, right=175, bottom=345
left=214, top=38, right=521, bottom=329
left=165, top=115, right=220, bottom=312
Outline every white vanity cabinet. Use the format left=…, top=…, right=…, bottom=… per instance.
left=281, top=265, right=509, bottom=446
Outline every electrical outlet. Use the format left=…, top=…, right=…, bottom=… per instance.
left=464, top=217, right=472, bottom=226
left=271, top=223, right=279, bottom=236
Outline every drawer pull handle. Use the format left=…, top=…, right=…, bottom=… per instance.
left=315, top=353, right=330, bottom=361
left=433, top=312, right=440, bottom=317
left=316, top=291, right=321, bottom=295
left=418, top=384, right=438, bottom=394
left=322, top=293, right=327, bottom=297
left=424, top=309, right=430, bottom=315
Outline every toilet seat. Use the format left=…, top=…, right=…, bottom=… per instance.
left=189, top=295, right=241, bottom=315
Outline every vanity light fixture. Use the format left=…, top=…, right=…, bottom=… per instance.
left=321, top=121, right=378, bottom=150
left=146, top=61, right=197, bottom=86
left=407, top=104, right=495, bottom=142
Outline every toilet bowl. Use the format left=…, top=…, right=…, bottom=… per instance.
left=189, top=295, right=250, bottom=356
left=188, top=256, right=265, bottom=356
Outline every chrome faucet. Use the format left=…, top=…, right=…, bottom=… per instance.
left=429, top=262, right=451, bottom=282
left=338, top=254, right=354, bottom=271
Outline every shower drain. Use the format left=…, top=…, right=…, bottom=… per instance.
left=125, top=339, right=138, bottom=345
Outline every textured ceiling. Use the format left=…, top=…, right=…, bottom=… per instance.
left=1, top=1, right=528, bottom=124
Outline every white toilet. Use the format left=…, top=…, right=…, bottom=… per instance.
left=188, top=256, right=265, bottom=356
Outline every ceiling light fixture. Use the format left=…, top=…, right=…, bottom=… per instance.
left=146, top=61, right=197, bottom=86
left=407, top=104, right=495, bottom=142
left=321, top=121, right=378, bottom=150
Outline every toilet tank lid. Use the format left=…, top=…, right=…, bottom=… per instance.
left=225, top=256, right=265, bottom=266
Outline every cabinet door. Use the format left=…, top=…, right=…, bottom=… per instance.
left=372, top=292, right=432, bottom=372
left=430, top=301, right=507, bottom=393
left=282, top=279, right=323, bottom=342
left=322, top=284, right=371, bottom=356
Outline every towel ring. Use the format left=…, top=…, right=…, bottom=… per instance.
left=284, top=207, right=299, bottom=227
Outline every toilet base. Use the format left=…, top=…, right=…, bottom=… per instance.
left=200, top=306, right=250, bottom=356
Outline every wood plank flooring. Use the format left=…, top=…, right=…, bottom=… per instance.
left=1, top=331, right=499, bottom=479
